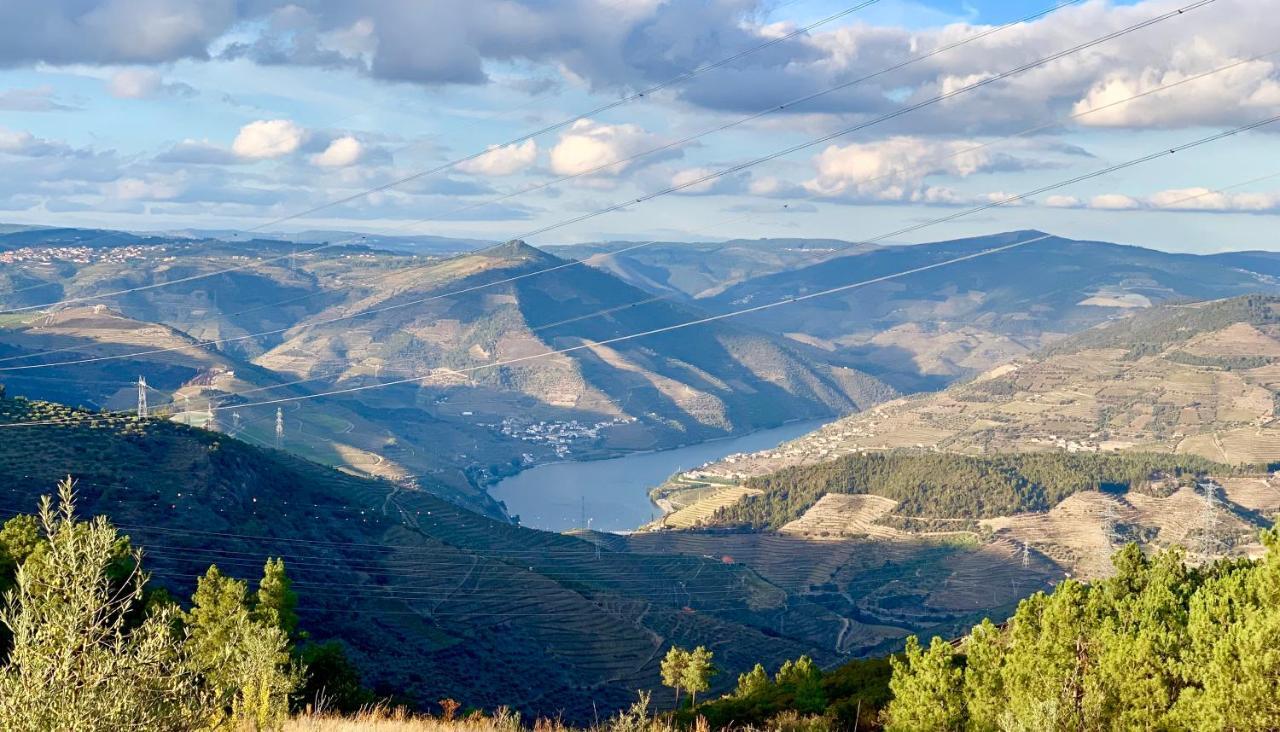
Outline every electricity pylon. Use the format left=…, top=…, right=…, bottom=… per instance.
left=136, top=376, right=148, bottom=417
left=275, top=408, right=284, bottom=449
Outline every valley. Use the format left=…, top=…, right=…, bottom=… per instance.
left=3, top=228, right=1280, bottom=724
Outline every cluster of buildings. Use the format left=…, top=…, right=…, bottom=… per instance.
left=0, top=243, right=162, bottom=266
left=490, top=416, right=633, bottom=458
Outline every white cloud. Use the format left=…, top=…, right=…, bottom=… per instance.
left=1051, top=186, right=1280, bottom=213
left=232, top=119, right=306, bottom=160
left=802, top=137, right=1011, bottom=202
left=108, top=68, right=161, bottom=98
left=1044, top=194, right=1082, bottom=208
left=107, top=176, right=185, bottom=201
left=456, top=139, right=537, bottom=176
left=549, top=119, right=664, bottom=177
left=1073, top=57, right=1280, bottom=128
left=311, top=135, right=364, bottom=167
left=106, top=68, right=195, bottom=99
left=1090, top=194, right=1142, bottom=210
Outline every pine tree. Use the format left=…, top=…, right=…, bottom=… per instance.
left=660, top=646, right=690, bottom=707
left=884, top=636, right=965, bottom=732
left=186, top=564, right=300, bottom=727
left=682, top=645, right=717, bottom=708
left=961, top=619, right=1005, bottom=732
left=735, top=663, right=770, bottom=698
left=253, top=557, right=298, bottom=637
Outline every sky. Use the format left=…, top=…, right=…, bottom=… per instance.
left=0, top=0, right=1277, bottom=253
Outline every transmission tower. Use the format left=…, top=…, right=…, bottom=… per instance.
left=205, top=404, right=218, bottom=432
left=136, top=376, right=148, bottom=417
left=1198, top=481, right=1221, bottom=560
left=182, top=394, right=191, bottom=425
left=1103, top=500, right=1123, bottom=551
left=275, top=408, right=284, bottom=449
left=232, top=411, right=242, bottom=437
left=1021, top=541, right=1031, bottom=569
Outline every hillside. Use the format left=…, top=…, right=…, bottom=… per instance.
left=0, top=394, right=852, bottom=720
left=645, top=296, right=1280, bottom=580
left=0, top=394, right=1075, bottom=714
left=685, top=295, right=1280, bottom=481
left=0, top=233, right=892, bottom=512
left=594, top=231, right=1280, bottom=391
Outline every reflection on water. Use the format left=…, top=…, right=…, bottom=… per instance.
left=489, top=419, right=830, bottom=533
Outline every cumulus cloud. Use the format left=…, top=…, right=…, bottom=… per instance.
left=2, top=0, right=1278, bottom=135
left=802, top=136, right=1031, bottom=203
left=232, top=119, right=306, bottom=160
left=1044, top=194, right=1082, bottom=208
left=549, top=119, right=668, bottom=177
left=1090, top=194, right=1142, bottom=210
left=456, top=139, right=538, bottom=176
left=311, top=135, right=364, bottom=167
left=0, top=1, right=237, bottom=66
left=0, top=127, right=77, bottom=157
left=106, top=68, right=195, bottom=99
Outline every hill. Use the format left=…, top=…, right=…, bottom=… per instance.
left=0, top=393, right=857, bottom=720
left=0, top=393, right=1078, bottom=716
left=586, top=231, right=1280, bottom=391
left=0, top=232, right=893, bottom=512
left=646, top=296, right=1280, bottom=579
left=686, top=295, right=1280, bottom=479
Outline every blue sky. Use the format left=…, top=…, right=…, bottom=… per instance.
left=0, top=0, right=1277, bottom=253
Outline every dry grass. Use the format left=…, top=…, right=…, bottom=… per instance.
left=286, top=705, right=558, bottom=732
left=284, top=700, right=710, bottom=732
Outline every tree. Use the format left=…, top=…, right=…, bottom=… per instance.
left=253, top=557, right=298, bottom=638
left=735, top=663, right=770, bottom=698
left=884, top=636, right=965, bottom=732
left=961, top=619, right=1005, bottom=732
left=186, top=564, right=300, bottom=727
left=0, top=479, right=204, bottom=730
left=682, top=645, right=717, bottom=708
left=775, top=656, right=824, bottom=713
left=660, top=646, right=690, bottom=707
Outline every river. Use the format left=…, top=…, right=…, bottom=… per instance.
left=489, top=419, right=830, bottom=533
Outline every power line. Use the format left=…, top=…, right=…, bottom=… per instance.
left=1, top=151, right=1274, bottom=431
left=0, top=0, right=1198, bottom=339
left=0, top=0, right=882, bottom=315
left=3, top=19, right=1251, bottom=382
left=166, top=115, right=1280, bottom=413
left=0, top=0, right=1089, bottom=370
left=235, top=0, right=885, bottom=236
left=511, top=0, right=1219, bottom=243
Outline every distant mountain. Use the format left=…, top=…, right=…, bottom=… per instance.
left=579, top=231, right=1280, bottom=391
left=551, top=238, right=880, bottom=300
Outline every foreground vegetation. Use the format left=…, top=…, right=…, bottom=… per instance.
left=885, top=535, right=1280, bottom=731
left=712, top=451, right=1242, bottom=529
left=3, top=472, right=1280, bottom=729
left=0, top=479, right=371, bottom=730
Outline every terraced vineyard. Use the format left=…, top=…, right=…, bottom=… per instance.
left=684, top=297, right=1280, bottom=484
left=0, top=394, right=929, bottom=721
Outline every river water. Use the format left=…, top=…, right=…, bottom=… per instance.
left=489, top=419, right=830, bottom=533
